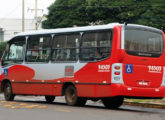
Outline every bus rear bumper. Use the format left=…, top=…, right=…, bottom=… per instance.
left=111, top=84, right=165, bottom=98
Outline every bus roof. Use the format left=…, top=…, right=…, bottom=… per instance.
left=14, top=23, right=162, bottom=37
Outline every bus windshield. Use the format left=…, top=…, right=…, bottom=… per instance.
left=125, top=28, right=163, bottom=57
left=2, top=37, right=26, bottom=66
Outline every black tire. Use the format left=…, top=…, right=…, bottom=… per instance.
left=76, top=98, right=87, bottom=106
left=65, top=85, right=87, bottom=106
left=4, top=82, right=15, bottom=101
left=45, top=96, right=55, bottom=103
left=102, top=96, right=124, bottom=109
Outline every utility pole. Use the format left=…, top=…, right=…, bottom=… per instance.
left=35, top=0, right=38, bottom=30
left=22, top=0, right=25, bottom=32
left=28, top=0, right=43, bottom=30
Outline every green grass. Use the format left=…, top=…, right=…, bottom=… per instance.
left=124, top=98, right=165, bottom=104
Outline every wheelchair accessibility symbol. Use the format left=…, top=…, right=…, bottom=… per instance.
left=126, top=64, right=133, bottom=74
left=4, top=68, right=8, bottom=76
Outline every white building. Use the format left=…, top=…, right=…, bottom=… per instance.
left=0, top=18, right=42, bottom=42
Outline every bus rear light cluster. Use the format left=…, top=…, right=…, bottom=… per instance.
left=111, top=63, right=124, bottom=84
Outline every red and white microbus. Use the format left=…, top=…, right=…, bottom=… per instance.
left=0, top=23, right=165, bottom=108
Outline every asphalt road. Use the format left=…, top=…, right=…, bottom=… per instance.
left=0, top=94, right=165, bottom=120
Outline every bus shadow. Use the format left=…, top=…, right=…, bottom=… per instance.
left=13, top=99, right=156, bottom=114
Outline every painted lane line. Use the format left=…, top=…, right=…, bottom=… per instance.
left=38, top=106, right=47, bottom=109
left=56, top=108, right=71, bottom=112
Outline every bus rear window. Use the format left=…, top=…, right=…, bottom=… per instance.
left=125, top=29, right=163, bottom=57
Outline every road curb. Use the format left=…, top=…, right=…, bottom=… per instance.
left=124, top=102, right=165, bottom=109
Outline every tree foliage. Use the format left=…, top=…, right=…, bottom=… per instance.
left=0, top=42, right=7, bottom=59
left=42, top=0, right=165, bottom=29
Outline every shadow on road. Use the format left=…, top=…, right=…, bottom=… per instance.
left=11, top=99, right=156, bottom=114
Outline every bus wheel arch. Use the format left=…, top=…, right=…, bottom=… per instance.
left=62, top=82, right=87, bottom=106
left=62, top=82, right=75, bottom=96
left=2, top=79, right=15, bottom=101
left=1, top=79, right=11, bottom=92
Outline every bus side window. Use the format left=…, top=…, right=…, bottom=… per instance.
left=26, top=35, right=51, bottom=62
left=80, top=30, right=112, bottom=62
left=52, top=33, right=80, bottom=62
left=2, top=37, right=26, bottom=66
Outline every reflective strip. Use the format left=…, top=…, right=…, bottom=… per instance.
left=161, top=67, right=165, bottom=86
left=111, top=63, right=124, bottom=84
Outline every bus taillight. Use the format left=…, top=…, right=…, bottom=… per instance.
left=114, top=66, right=120, bottom=70
left=111, top=63, right=124, bottom=84
left=115, top=72, right=120, bottom=75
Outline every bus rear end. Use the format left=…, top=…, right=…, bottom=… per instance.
left=111, top=24, right=165, bottom=98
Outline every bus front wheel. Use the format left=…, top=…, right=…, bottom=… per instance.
left=45, top=96, right=55, bottom=103
left=102, top=96, right=124, bottom=109
left=65, top=85, right=86, bottom=106
left=4, top=82, right=15, bottom=101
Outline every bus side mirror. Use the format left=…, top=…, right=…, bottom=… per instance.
left=161, top=27, right=165, bottom=33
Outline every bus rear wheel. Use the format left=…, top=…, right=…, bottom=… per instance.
left=4, top=82, right=15, bottom=101
left=65, top=85, right=86, bottom=106
left=102, top=96, right=124, bottom=109
left=45, top=96, right=55, bottom=103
